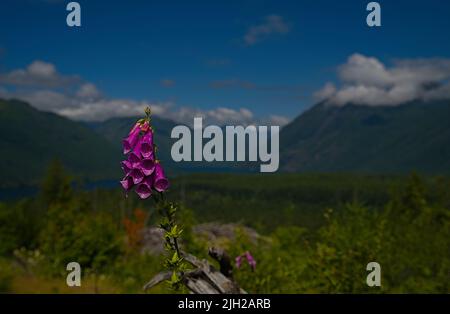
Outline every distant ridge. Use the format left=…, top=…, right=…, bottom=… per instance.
left=280, top=100, right=450, bottom=174
left=0, top=98, right=120, bottom=187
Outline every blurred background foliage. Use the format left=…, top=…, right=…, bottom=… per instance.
left=0, top=160, right=449, bottom=293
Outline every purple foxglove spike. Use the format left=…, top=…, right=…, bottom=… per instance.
left=235, top=255, right=243, bottom=269
left=121, top=160, right=132, bottom=175
left=135, top=182, right=152, bottom=199
left=128, top=152, right=142, bottom=169
left=140, top=158, right=155, bottom=176
left=122, top=123, right=141, bottom=154
left=153, top=163, right=169, bottom=192
left=120, top=176, right=134, bottom=191
left=140, top=131, right=154, bottom=159
left=129, top=168, right=144, bottom=185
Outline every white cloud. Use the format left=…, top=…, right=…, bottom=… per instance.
left=204, top=107, right=253, bottom=125
left=0, top=60, right=290, bottom=126
left=313, top=82, right=337, bottom=102
left=315, top=53, right=450, bottom=106
left=264, top=115, right=290, bottom=127
left=57, top=99, right=171, bottom=122
left=76, top=83, right=102, bottom=100
left=338, top=54, right=392, bottom=88
left=0, top=60, right=79, bottom=88
left=244, top=15, right=290, bottom=46
left=153, top=105, right=256, bottom=126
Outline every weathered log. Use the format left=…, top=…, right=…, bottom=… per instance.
left=143, top=248, right=247, bottom=294
left=143, top=271, right=171, bottom=291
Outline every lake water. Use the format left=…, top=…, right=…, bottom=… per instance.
left=0, top=180, right=120, bottom=201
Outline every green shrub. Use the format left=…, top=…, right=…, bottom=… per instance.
left=0, top=258, right=15, bottom=293
left=39, top=204, right=123, bottom=276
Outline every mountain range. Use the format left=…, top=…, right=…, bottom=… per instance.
left=0, top=97, right=449, bottom=187
left=280, top=100, right=450, bottom=173
left=0, top=98, right=119, bottom=187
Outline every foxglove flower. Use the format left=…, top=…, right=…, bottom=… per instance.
left=135, top=171, right=153, bottom=199
left=120, top=109, right=169, bottom=199
left=122, top=123, right=141, bottom=154
left=140, top=158, right=155, bottom=176
left=121, top=160, right=132, bottom=175
left=135, top=181, right=152, bottom=199
left=140, top=131, right=154, bottom=159
left=128, top=152, right=142, bottom=169
left=245, top=251, right=256, bottom=271
left=235, top=251, right=256, bottom=271
left=120, top=176, right=134, bottom=191
left=235, top=255, right=243, bottom=269
left=154, top=163, right=169, bottom=192
left=133, top=140, right=143, bottom=157
left=129, top=168, right=144, bottom=185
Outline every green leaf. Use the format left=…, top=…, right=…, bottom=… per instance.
left=171, top=271, right=178, bottom=282
left=171, top=251, right=179, bottom=263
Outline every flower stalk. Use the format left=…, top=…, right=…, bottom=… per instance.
left=155, top=195, right=187, bottom=289
left=120, top=107, right=187, bottom=290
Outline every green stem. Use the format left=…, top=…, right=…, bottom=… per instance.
left=173, top=234, right=181, bottom=258
left=160, top=192, right=182, bottom=257
left=155, top=192, right=185, bottom=289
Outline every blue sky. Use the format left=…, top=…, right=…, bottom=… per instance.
left=1, top=0, right=450, bottom=124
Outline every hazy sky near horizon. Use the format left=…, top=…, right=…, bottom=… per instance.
left=1, top=0, right=450, bottom=125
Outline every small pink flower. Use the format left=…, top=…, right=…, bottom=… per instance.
left=235, top=251, right=256, bottom=271
left=235, top=255, right=243, bottom=269
left=245, top=251, right=256, bottom=271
